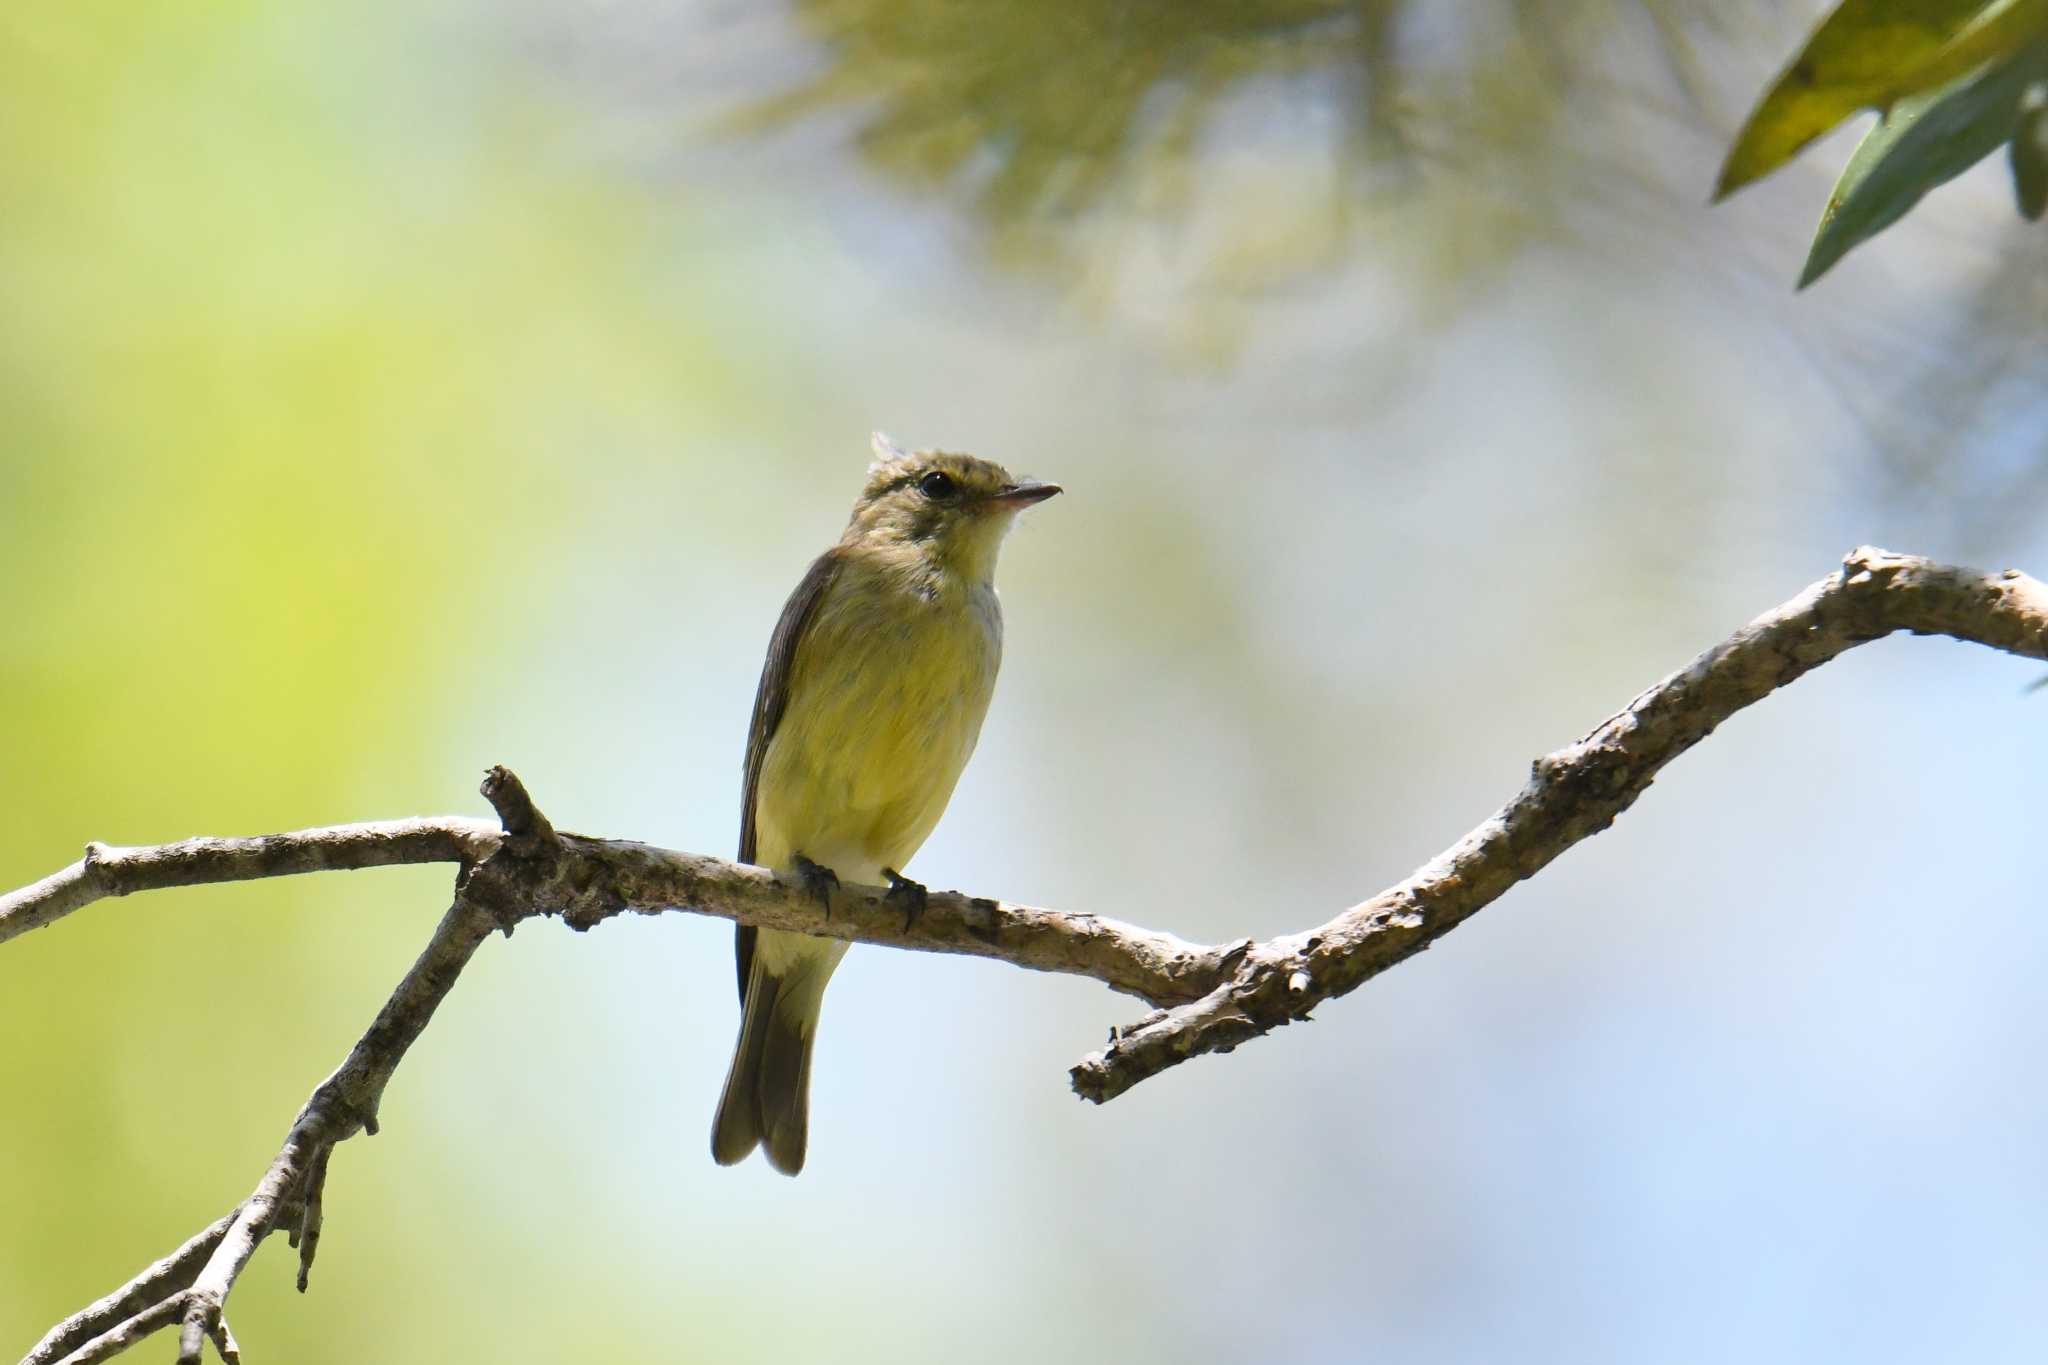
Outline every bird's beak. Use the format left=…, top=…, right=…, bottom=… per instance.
left=985, top=480, right=1062, bottom=510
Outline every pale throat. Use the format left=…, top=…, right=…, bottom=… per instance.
left=864, top=515, right=1015, bottom=596
left=932, top=514, right=1014, bottom=587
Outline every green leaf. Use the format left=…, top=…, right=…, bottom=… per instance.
left=1718, top=0, right=2048, bottom=198
left=1799, top=45, right=2047, bottom=286
left=2013, top=92, right=2048, bottom=216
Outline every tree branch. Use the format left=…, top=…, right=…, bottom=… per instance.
left=0, top=820, right=499, bottom=948
left=11, top=547, right=2045, bottom=1363
left=22, top=1216, right=232, bottom=1365
left=1069, top=547, right=2048, bottom=1098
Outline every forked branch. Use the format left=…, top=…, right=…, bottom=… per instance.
left=11, top=548, right=2046, bottom=1364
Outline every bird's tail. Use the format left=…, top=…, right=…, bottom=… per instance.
left=711, top=937, right=832, bottom=1175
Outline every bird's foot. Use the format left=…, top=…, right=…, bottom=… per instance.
left=792, top=854, right=840, bottom=920
left=882, top=868, right=928, bottom=933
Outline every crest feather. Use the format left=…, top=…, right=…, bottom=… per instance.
left=868, top=431, right=912, bottom=479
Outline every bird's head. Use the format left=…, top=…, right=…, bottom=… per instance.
left=844, top=433, right=1060, bottom=584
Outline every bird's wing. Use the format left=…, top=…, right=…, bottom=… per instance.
left=734, top=547, right=844, bottom=1001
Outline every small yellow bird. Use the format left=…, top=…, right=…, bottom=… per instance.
left=711, top=434, right=1061, bottom=1175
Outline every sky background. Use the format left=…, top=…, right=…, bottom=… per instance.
left=4, top=1, right=2046, bottom=1362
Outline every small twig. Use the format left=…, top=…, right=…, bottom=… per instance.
left=23, top=1216, right=231, bottom=1365
left=0, top=820, right=498, bottom=948
left=204, top=1318, right=239, bottom=1365
left=287, top=1143, right=333, bottom=1293
left=46, top=1294, right=192, bottom=1365
left=479, top=765, right=556, bottom=848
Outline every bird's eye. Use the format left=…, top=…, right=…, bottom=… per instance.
left=917, top=470, right=957, bottom=499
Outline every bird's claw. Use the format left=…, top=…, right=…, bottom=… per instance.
left=882, top=868, right=929, bottom=933
left=792, top=854, right=840, bottom=919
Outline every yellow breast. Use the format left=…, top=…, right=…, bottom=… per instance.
left=752, top=558, right=1003, bottom=879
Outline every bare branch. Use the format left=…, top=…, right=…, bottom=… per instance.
left=47, top=1294, right=191, bottom=1365
left=3, top=819, right=1230, bottom=1007
left=10, top=548, right=2045, bottom=1363
left=1070, top=547, right=2048, bottom=1099
left=0, top=820, right=499, bottom=948
left=22, top=850, right=504, bottom=1364
left=23, top=1217, right=231, bottom=1365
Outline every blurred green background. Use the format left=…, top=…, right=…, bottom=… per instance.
left=4, top=1, right=2045, bottom=1362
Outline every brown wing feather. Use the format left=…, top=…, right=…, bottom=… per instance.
left=734, top=548, right=844, bottom=1000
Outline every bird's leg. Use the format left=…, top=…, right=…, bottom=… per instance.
left=791, top=853, right=840, bottom=920
left=882, top=868, right=928, bottom=933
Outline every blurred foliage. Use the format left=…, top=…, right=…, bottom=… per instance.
left=711, top=0, right=1692, bottom=300
left=735, top=0, right=1379, bottom=226
left=717, top=0, right=2048, bottom=290
left=1717, top=0, right=2048, bottom=282
left=636, top=0, right=2047, bottom=503
left=0, top=1, right=750, bottom=1358
left=2010, top=80, right=2048, bottom=213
